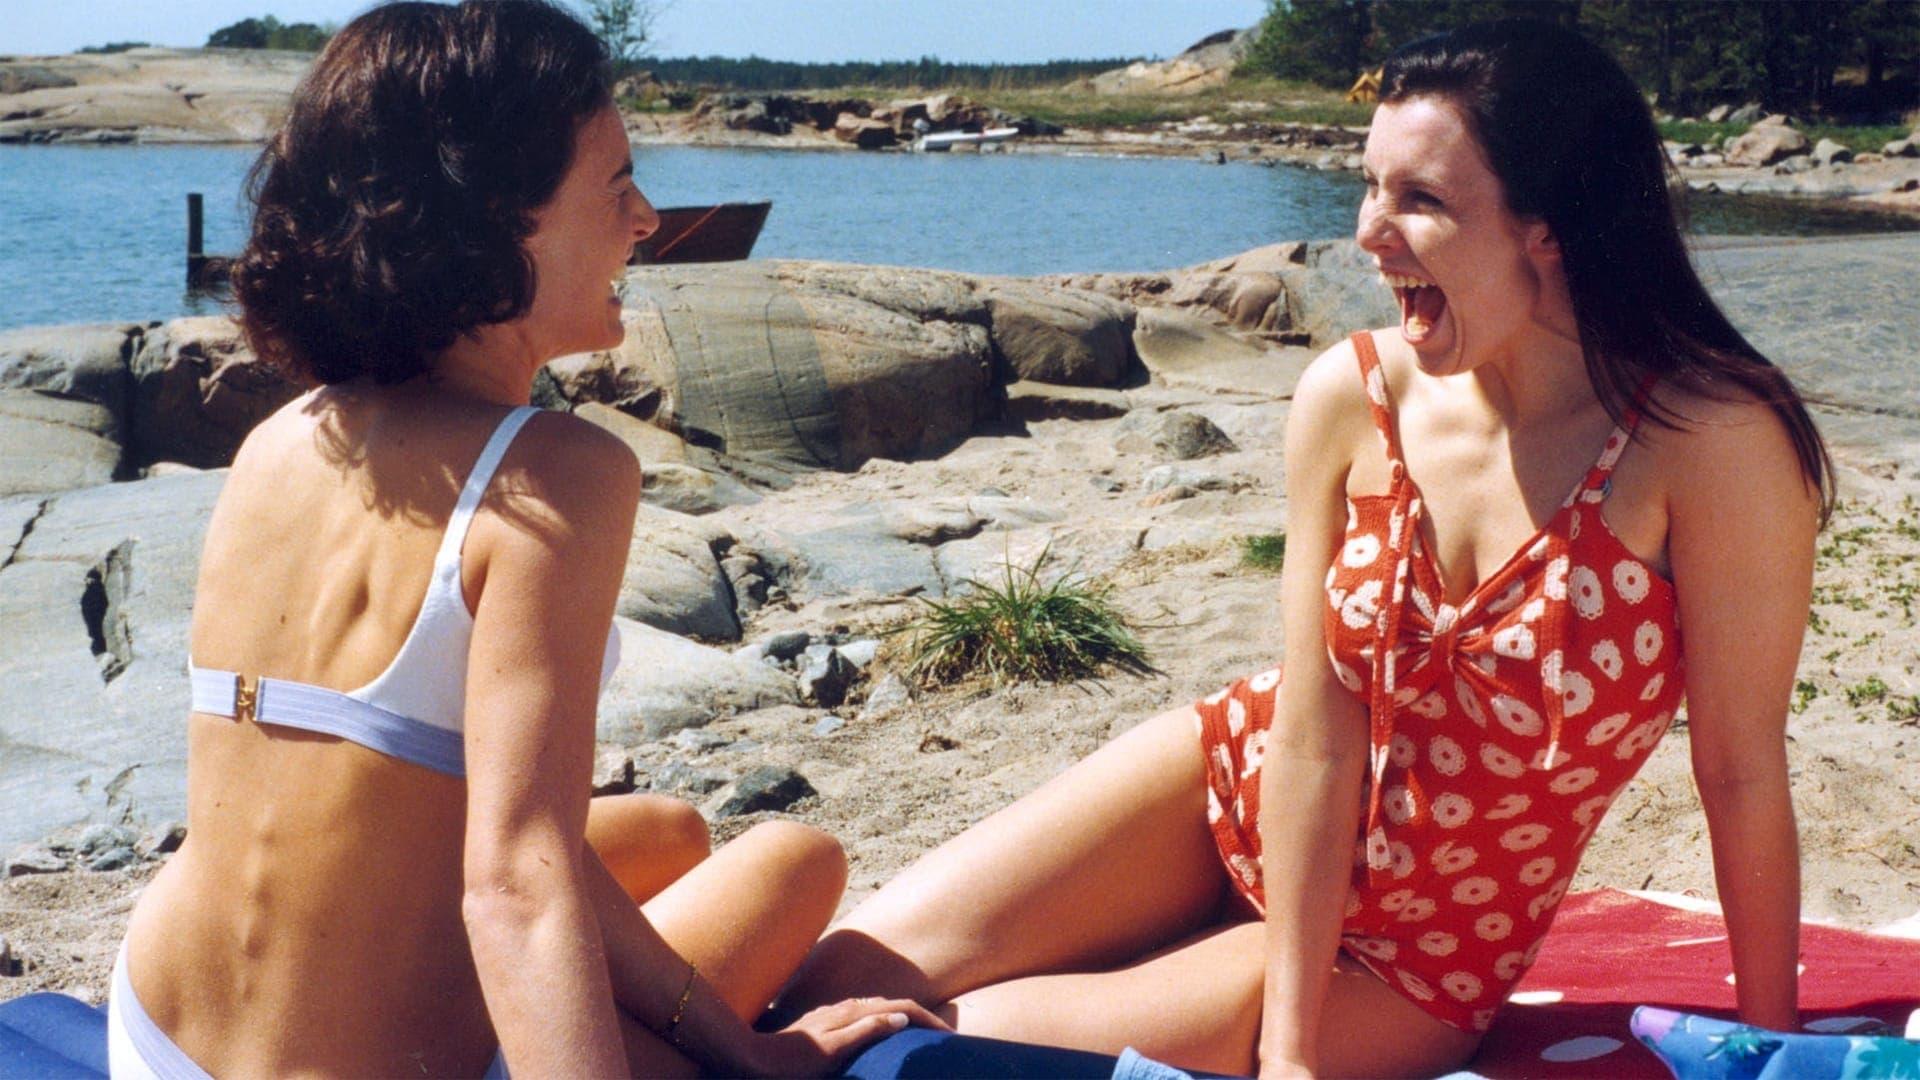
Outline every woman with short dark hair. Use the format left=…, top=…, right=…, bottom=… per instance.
left=782, top=19, right=1825, bottom=1078
left=112, top=4, right=933, bottom=1076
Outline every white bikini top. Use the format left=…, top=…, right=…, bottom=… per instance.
left=188, top=407, right=621, bottom=777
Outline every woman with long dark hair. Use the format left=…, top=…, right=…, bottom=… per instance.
left=781, top=19, right=1827, bottom=1078
left=111, top=3, right=934, bottom=1075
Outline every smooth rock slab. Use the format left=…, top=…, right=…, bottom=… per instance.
left=598, top=617, right=799, bottom=740
left=0, top=390, right=124, bottom=496
left=0, top=469, right=224, bottom=848
left=620, top=505, right=741, bottom=641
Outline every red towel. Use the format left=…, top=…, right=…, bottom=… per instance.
left=1465, top=889, right=1920, bottom=1078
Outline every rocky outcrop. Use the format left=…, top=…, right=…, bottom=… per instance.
left=0, top=318, right=301, bottom=489
left=0, top=48, right=302, bottom=144
left=1089, top=29, right=1255, bottom=96
left=977, top=280, right=1137, bottom=386
left=127, top=317, right=300, bottom=468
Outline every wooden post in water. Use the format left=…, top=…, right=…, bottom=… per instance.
left=186, top=192, right=206, bottom=287
left=185, top=192, right=233, bottom=291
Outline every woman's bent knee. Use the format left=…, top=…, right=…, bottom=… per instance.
left=741, top=820, right=848, bottom=894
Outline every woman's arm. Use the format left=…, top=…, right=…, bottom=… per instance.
left=1257, top=341, right=1374, bottom=1076
left=1663, top=396, right=1818, bottom=1032
left=462, top=416, right=933, bottom=1076
left=583, top=850, right=937, bottom=1075
left=461, top=417, right=641, bottom=1076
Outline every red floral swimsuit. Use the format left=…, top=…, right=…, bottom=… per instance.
left=1196, top=331, right=1685, bottom=1033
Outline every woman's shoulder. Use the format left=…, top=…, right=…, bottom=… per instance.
left=1292, top=333, right=1376, bottom=423
left=490, top=408, right=641, bottom=516
left=1632, top=380, right=1818, bottom=528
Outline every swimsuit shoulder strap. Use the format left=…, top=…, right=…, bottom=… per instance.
left=433, top=406, right=541, bottom=568
left=1348, top=330, right=1408, bottom=478
left=1570, top=374, right=1660, bottom=504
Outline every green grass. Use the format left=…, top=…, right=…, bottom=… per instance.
left=900, top=548, right=1151, bottom=686
left=1241, top=533, right=1288, bottom=573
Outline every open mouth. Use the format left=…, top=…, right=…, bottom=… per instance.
left=1381, top=271, right=1448, bottom=345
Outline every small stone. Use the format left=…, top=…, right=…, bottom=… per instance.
left=812, top=715, right=846, bottom=737
left=836, top=639, right=881, bottom=668
left=1142, top=484, right=1198, bottom=506
left=1137, top=411, right=1236, bottom=461
left=651, top=760, right=730, bottom=796
left=721, top=555, right=769, bottom=613
left=0, top=933, right=14, bottom=976
left=147, top=821, right=187, bottom=855
left=87, top=846, right=139, bottom=872
left=858, top=672, right=913, bottom=722
left=78, top=823, right=136, bottom=855
left=1143, top=464, right=1230, bottom=492
left=670, top=729, right=731, bottom=753
left=6, top=847, right=66, bottom=876
left=1089, top=475, right=1123, bottom=493
left=977, top=487, right=1009, bottom=498
left=1880, top=138, right=1916, bottom=158
left=733, top=641, right=768, bottom=663
left=592, top=748, right=636, bottom=795
left=1811, top=138, right=1852, bottom=166
left=799, top=646, right=858, bottom=708
left=715, top=766, right=816, bottom=817
left=761, top=630, right=811, bottom=664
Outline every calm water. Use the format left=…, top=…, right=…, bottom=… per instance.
left=1, top=143, right=1914, bottom=330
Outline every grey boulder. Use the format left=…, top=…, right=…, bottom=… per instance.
left=598, top=617, right=798, bottom=740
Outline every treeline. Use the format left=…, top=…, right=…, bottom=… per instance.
left=640, top=55, right=1142, bottom=92
left=205, top=15, right=333, bottom=52
left=1243, top=0, right=1920, bottom=118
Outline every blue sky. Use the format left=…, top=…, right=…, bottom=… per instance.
left=4, top=1, right=1268, bottom=63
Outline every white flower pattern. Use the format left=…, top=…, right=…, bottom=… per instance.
left=1590, top=639, right=1624, bottom=680
left=1190, top=354, right=1682, bottom=1022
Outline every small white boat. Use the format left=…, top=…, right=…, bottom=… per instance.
left=917, top=126, right=1021, bottom=152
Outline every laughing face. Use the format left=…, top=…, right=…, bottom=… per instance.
left=1356, top=95, right=1567, bottom=378
left=521, top=103, right=659, bottom=360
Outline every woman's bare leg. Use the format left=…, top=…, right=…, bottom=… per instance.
left=781, top=705, right=1232, bottom=1010
left=948, top=922, right=1478, bottom=1079
left=586, top=792, right=712, bottom=902
left=948, top=920, right=1264, bottom=1075
left=597, top=817, right=850, bottom=1077
left=644, top=819, right=850, bottom=1020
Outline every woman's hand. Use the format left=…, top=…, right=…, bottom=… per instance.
left=747, top=997, right=949, bottom=1077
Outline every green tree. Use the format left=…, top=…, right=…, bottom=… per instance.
left=1241, top=0, right=1374, bottom=87
left=575, top=0, right=666, bottom=72
left=207, top=16, right=273, bottom=49
left=206, top=15, right=330, bottom=52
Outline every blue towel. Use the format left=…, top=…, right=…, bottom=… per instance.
left=843, top=1029, right=1242, bottom=1079
left=1631, top=1006, right=1920, bottom=1080
left=0, top=993, right=108, bottom=1079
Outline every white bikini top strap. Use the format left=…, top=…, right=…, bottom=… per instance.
left=433, top=406, right=540, bottom=568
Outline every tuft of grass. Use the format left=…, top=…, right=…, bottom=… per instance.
left=900, top=548, right=1150, bottom=686
left=1241, top=532, right=1288, bottom=572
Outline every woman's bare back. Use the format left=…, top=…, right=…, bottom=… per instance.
left=125, top=385, right=532, bottom=1077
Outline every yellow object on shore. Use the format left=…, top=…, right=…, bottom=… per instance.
left=1346, top=67, right=1382, bottom=104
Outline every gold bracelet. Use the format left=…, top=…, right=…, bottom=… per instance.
left=662, top=960, right=697, bottom=1050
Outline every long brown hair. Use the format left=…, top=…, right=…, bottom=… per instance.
left=1382, top=19, right=1835, bottom=520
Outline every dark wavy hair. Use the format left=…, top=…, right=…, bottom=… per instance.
left=232, top=0, right=612, bottom=385
left=1382, top=19, right=1834, bottom=518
